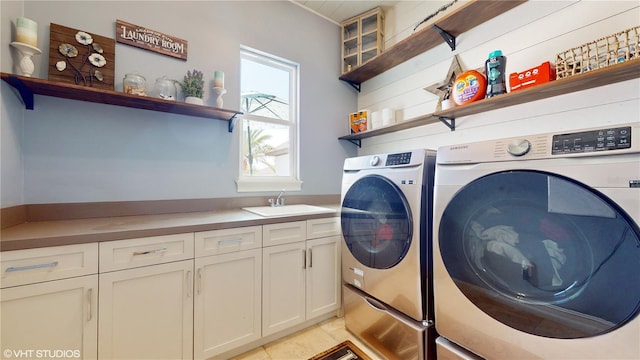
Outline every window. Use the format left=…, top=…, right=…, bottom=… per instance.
left=237, top=47, right=301, bottom=192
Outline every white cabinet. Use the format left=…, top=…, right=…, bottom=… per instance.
left=99, top=233, right=194, bottom=272
left=262, top=219, right=341, bottom=337
left=0, top=243, right=98, bottom=359
left=306, top=218, right=341, bottom=319
left=194, top=227, right=262, bottom=359
left=306, top=235, right=341, bottom=319
left=263, top=221, right=306, bottom=247
left=262, top=240, right=307, bottom=336
left=0, top=216, right=340, bottom=359
left=98, top=234, right=194, bottom=360
left=307, top=217, right=341, bottom=240
left=195, top=226, right=262, bottom=256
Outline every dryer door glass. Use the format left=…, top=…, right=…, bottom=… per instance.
left=439, top=170, right=640, bottom=339
left=341, top=174, right=413, bottom=269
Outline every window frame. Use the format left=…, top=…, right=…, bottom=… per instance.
left=236, top=46, right=302, bottom=193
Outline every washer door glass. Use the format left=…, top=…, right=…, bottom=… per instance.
left=439, top=170, right=640, bottom=339
left=341, top=174, right=413, bottom=269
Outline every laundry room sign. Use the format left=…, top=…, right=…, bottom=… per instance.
left=116, top=20, right=188, bottom=60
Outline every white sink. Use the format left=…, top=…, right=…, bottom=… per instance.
left=242, top=204, right=335, bottom=217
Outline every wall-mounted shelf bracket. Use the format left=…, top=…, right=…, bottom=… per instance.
left=346, top=138, right=361, bottom=148
left=5, top=76, right=35, bottom=109
left=437, top=116, right=455, bottom=131
left=344, top=80, right=361, bottom=93
left=228, top=114, right=239, bottom=132
left=433, top=25, right=456, bottom=51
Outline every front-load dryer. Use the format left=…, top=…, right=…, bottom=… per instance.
left=341, top=149, right=437, bottom=360
left=341, top=149, right=436, bottom=320
left=433, top=124, right=640, bottom=359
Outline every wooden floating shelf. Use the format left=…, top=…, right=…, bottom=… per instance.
left=339, top=0, right=527, bottom=86
left=339, top=58, right=640, bottom=145
left=1, top=72, right=243, bottom=132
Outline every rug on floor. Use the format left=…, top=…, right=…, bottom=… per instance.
left=308, top=340, right=372, bottom=360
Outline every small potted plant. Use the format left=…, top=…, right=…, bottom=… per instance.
left=180, top=69, right=204, bottom=105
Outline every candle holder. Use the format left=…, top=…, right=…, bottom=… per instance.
left=213, top=87, right=227, bottom=108
left=10, top=42, right=42, bottom=77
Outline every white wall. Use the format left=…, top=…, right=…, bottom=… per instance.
left=0, top=1, right=357, bottom=206
left=356, top=0, right=640, bottom=155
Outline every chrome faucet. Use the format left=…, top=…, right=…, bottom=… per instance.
left=268, top=190, right=286, bottom=207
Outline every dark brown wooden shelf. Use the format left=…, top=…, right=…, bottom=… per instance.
left=339, top=0, right=527, bottom=87
left=339, top=58, right=640, bottom=146
left=1, top=72, right=243, bottom=132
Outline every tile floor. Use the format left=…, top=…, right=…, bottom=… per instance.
left=231, top=316, right=385, bottom=360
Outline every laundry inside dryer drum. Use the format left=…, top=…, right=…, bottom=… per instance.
left=439, top=170, right=640, bottom=339
left=341, top=174, right=413, bottom=270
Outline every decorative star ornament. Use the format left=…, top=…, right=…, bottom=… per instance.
left=424, top=55, right=463, bottom=111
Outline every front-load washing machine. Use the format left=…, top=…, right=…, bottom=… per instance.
left=433, top=123, right=640, bottom=359
left=341, top=149, right=437, bottom=360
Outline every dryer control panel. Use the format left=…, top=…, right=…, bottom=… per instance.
left=552, top=126, right=631, bottom=154
left=385, top=152, right=412, bottom=166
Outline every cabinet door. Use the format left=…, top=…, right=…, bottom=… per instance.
left=306, top=236, right=341, bottom=319
left=98, top=260, right=193, bottom=360
left=262, top=242, right=306, bottom=336
left=194, top=249, right=261, bottom=359
left=1, top=275, right=98, bottom=359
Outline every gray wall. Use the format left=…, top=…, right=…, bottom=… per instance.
left=1, top=1, right=357, bottom=206
left=1, top=0, right=25, bottom=207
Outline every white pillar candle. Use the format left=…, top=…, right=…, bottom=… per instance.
left=16, top=17, right=38, bottom=47
left=214, top=70, right=224, bottom=88
left=381, top=108, right=395, bottom=126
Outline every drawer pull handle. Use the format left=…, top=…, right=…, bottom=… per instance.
left=132, top=248, right=167, bottom=256
left=5, top=261, right=59, bottom=273
left=218, top=238, right=243, bottom=246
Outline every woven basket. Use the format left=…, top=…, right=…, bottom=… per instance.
left=555, top=26, right=639, bottom=79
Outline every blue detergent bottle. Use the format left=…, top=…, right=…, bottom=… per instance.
left=485, top=50, right=507, bottom=98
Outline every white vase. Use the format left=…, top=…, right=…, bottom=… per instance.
left=185, top=96, right=203, bottom=105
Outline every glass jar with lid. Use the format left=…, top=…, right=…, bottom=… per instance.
left=123, top=73, right=146, bottom=96
left=154, top=76, right=177, bottom=100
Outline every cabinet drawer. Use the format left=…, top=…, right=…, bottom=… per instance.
left=195, top=226, right=262, bottom=257
left=1, top=243, right=98, bottom=288
left=307, top=217, right=341, bottom=239
left=263, top=221, right=306, bottom=247
left=99, top=233, right=194, bottom=272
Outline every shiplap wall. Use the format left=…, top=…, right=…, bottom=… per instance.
left=383, top=1, right=469, bottom=49
left=355, top=0, right=640, bottom=155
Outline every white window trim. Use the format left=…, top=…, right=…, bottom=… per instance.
left=236, top=46, right=301, bottom=193
left=236, top=176, right=303, bottom=192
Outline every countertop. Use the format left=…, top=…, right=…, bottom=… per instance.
left=0, top=205, right=340, bottom=251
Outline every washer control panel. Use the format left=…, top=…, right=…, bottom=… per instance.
left=385, top=152, right=412, bottom=166
left=552, top=126, right=631, bottom=154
